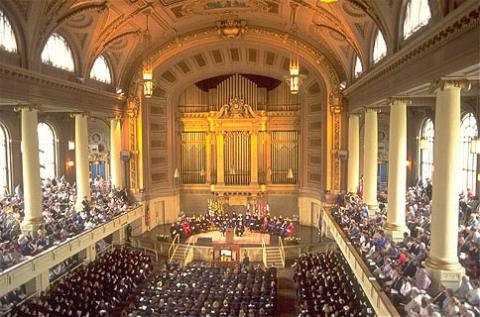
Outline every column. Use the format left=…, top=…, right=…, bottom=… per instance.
left=18, top=106, right=44, bottom=234
left=205, top=133, right=212, bottom=183
left=385, top=98, right=409, bottom=241
left=347, top=114, right=360, bottom=193
left=363, top=108, right=378, bottom=214
left=250, top=132, right=258, bottom=185
left=425, top=78, right=470, bottom=290
left=216, top=132, right=224, bottom=185
left=73, top=113, right=90, bottom=210
left=110, top=117, right=122, bottom=188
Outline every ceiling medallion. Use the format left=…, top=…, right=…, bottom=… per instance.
left=183, top=0, right=268, bottom=16
left=216, top=17, right=247, bottom=39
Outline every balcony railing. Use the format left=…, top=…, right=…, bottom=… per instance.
left=0, top=205, right=145, bottom=298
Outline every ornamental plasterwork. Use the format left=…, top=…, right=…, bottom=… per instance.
left=431, top=78, right=471, bottom=92
left=216, top=17, right=247, bottom=39
left=182, top=0, right=269, bottom=16
left=147, top=26, right=341, bottom=86
left=217, top=97, right=256, bottom=118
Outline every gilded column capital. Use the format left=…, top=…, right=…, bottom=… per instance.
left=431, top=77, right=471, bottom=92
left=329, top=105, right=343, bottom=114
left=387, top=97, right=412, bottom=106
left=14, top=104, right=41, bottom=112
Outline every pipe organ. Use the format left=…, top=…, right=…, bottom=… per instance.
left=178, top=74, right=300, bottom=194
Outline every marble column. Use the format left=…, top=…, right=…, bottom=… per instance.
left=385, top=98, right=409, bottom=241
left=73, top=113, right=90, bottom=210
left=110, top=118, right=122, bottom=188
left=425, top=78, right=470, bottom=290
left=347, top=114, right=360, bottom=193
left=363, top=108, right=378, bottom=214
left=18, top=106, right=44, bottom=234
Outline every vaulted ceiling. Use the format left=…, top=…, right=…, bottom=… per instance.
left=2, top=0, right=454, bottom=94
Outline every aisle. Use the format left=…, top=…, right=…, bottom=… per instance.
left=277, top=267, right=298, bottom=317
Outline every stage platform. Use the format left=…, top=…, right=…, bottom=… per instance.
left=185, top=231, right=271, bottom=246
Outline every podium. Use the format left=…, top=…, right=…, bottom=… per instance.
left=225, top=227, right=234, bottom=243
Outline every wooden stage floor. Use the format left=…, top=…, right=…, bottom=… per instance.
left=185, top=230, right=270, bottom=246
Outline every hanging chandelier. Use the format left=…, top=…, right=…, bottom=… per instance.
left=286, top=4, right=304, bottom=95
left=142, top=12, right=153, bottom=98
left=288, top=42, right=300, bottom=95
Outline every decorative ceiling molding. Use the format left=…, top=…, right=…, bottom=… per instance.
left=142, top=25, right=341, bottom=87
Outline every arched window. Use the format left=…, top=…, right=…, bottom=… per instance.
left=0, top=122, right=10, bottom=196
left=0, top=9, right=17, bottom=52
left=372, top=30, right=387, bottom=63
left=37, top=122, right=56, bottom=180
left=353, top=56, right=363, bottom=78
left=403, top=0, right=431, bottom=39
left=41, top=33, right=75, bottom=71
left=419, top=118, right=434, bottom=182
left=460, top=113, right=478, bottom=193
left=90, top=55, right=112, bottom=84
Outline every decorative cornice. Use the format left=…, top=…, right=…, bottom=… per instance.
left=431, top=78, right=471, bottom=92
left=344, top=4, right=480, bottom=96
left=0, top=62, right=124, bottom=112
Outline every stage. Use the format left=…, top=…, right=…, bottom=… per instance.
left=185, top=230, right=271, bottom=246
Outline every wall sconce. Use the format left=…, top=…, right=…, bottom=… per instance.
left=68, top=141, right=75, bottom=150
left=173, top=168, right=180, bottom=179
left=66, top=160, right=74, bottom=168
left=406, top=160, right=412, bottom=168
left=287, top=168, right=294, bottom=179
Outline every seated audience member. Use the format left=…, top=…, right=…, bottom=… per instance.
left=294, top=251, right=375, bottom=317
left=127, top=261, right=276, bottom=317
left=8, top=248, right=151, bottom=317
left=0, top=177, right=135, bottom=272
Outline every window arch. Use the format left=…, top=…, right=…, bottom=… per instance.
left=372, top=30, right=387, bottom=63
left=0, top=9, right=17, bottom=53
left=353, top=56, right=363, bottom=78
left=460, top=113, right=478, bottom=193
left=403, top=0, right=431, bottom=39
left=90, top=55, right=112, bottom=84
left=419, top=118, right=434, bottom=182
left=0, top=122, right=10, bottom=196
left=37, top=122, right=56, bottom=180
left=41, top=33, right=75, bottom=71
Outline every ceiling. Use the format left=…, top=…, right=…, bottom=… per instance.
left=3, top=0, right=409, bottom=85
left=3, top=0, right=468, bottom=98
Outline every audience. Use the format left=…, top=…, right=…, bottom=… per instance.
left=7, top=248, right=152, bottom=317
left=332, top=180, right=480, bottom=317
left=294, top=251, right=375, bottom=317
left=0, top=177, right=135, bottom=272
left=127, top=261, right=277, bottom=317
